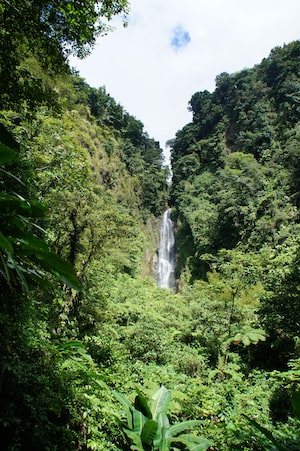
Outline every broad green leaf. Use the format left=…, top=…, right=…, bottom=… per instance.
left=189, top=441, right=212, bottom=451
left=168, top=420, right=202, bottom=438
left=135, top=388, right=153, bottom=419
left=1, top=232, right=80, bottom=290
left=230, top=328, right=267, bottom=346
left=243, top=336, right=251, bottom=346
left=247, top=330, right=266, bottom=343
left=34, top=250, right=81, bottom=290
left=53, top=269, right=81, bottom=291
left=172, top=434, right=212, bottom=450
left=11, top=215, right=27, bottom=231
left=0, top=195, right=33, bottom=218
left=150, top=386, right=171, bottom=421
left=0, top=144, right=17, bottom=165
left=28, top=200, right=48, bottom=218
left=26, top=271, right=51, bottom=288
left=133, top=408, right=146, bottom=435
left=141, top=419, right=158, bottom=445
left=232, top=333, right=242, bottom=343
left=151, top=388, right=171, bottom=449
left=123, top=430, right=144, bottom=451
left=153, top=421, right=163, bottom=449
left=36, top=250, right=73, bottom=273
left=0, top=167, right=24, bottom=185
left=11, top=257, right=29, bottom=292
left=0, top=230, right=13, bottom=253
left=0, top=249, right=11, bottom=283
left=113, top=391, right=134, bottom=430
left=153, top=411, right=170, bottom=449
left=189, top=443, right=212, bottom=451
left=0, top=195, right=26, bottom=211
left=15, top=234, right=50, bottom=253
left=57, top=340, right=84, bottom=351
left=0, top=195, right=46, bottom=219
left=292, top=391, right=300, bottom=419
left=0, top=124, right=20, bottom=151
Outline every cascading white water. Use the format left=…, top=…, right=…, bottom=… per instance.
left=157, top=208, right=176, bottom=290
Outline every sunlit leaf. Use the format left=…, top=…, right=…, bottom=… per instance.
left=150, top=385, right=171, bottom=420
left=168, top=420, right=202, bottom=438
left=230, top=328, right=267, bottom=346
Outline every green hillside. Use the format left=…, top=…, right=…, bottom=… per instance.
left=0, top=2, right=300, bottom=450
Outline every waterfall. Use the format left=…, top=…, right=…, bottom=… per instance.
left=157, top=208, right=176, bottom=290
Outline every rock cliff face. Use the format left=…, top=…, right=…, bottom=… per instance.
left=142, top=248, right=158, bottom=278
left=140, top=216, right=161, bottom=278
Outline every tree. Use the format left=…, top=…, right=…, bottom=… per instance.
left=259, top=245, right=300, bottom=344
left=0, top=0, right=129, bottom=58
left=0, top=0, right=129, bottom=109
left=0, top=125, right=80, bottom=292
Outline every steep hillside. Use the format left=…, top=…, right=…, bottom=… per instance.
left=1, top=2, right=300, bottom=448
left=171, top=40, right=300, bottom=282
left=0, top=64, right=171, bottom=451
left=0, top=3, right=170, bottom=448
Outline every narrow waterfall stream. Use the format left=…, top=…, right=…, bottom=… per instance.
left=157, top=208, right=176, bottom=290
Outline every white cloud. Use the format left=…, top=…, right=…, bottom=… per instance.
left=69, top=0, right=300, bottom=164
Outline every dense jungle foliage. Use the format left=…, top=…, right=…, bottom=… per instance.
left=0, top=1, right=300, bottom=450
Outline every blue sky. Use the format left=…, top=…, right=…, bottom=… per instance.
left=70, top=0, right=300, bottom=164
left=171, top=26, right=191, bottom=51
